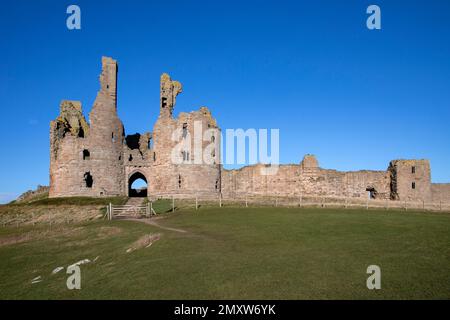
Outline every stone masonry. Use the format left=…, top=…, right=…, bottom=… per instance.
left=50, top=57, right=450, bottom=203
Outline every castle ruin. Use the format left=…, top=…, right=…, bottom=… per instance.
left=49, top=57, right=450, bottom=203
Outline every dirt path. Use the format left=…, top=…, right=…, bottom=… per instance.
left=125, top=198, right=145, bottom=206
left=125, top=218, right=187, bottom=233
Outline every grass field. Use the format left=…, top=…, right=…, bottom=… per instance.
left=0, top=206, right=449, bottom=299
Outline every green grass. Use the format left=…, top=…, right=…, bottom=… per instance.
left=0, top=207, right=449, bottom=299
left=151, top=199, right=173, bottom=214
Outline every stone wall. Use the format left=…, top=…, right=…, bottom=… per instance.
left=431, top=184, right=450, bottom=202
left=49, top=101, right=92, bottom=197
left=221, top=155, right=390, bottom=200
left=49, top=56, right=443, bottom=203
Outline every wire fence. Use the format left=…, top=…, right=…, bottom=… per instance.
left=149, top=194, right=450, bottom=213
left=2, top=194, right=448, bottom=228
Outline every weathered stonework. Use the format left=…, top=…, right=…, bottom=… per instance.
left=50, top=58, right=221, bottom=199
left=221, top=157, right=391, bottom=200
left=50, top=57, right=450, bottom=203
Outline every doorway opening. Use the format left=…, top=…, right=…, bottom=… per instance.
left=128, top=172, right=148, bottom=197
left=366, top=186, right=377, bottom=199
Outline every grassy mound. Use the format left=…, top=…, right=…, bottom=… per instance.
left=8, top=196, right=128, bottom=207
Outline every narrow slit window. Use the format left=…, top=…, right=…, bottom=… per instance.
left=412, top=182, right=416, bottom=189
left=181, top=151, right=190, bottom=161
left=182, top=123, right=188, bottom=138
left=412, top=166, right=416, bottom=174
left=84, top=172, right=93, bottom=188
left=83, top=149, right=90, bottom=160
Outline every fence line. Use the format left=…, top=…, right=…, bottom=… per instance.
left=147, top=193, right=450, bottom=213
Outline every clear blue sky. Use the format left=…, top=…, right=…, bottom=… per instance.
left=1, top=0, right=449, bottom=203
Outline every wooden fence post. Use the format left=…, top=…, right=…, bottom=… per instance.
left=109, top=203, right=112, bottom=220
left=195, top=195, right=198, bottom=210
left=150, top=201, right=153, bottom=215
left=219, top=194, right=222, bottom=207
left=245, top=195, right=248, bottom=208
left=172, top=196, right=175, bottom=212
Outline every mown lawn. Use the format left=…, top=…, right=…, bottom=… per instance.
left=0, top=207, right=449, bottom=299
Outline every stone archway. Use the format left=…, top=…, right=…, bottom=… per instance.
left=128, top=171, right=148, bottom=197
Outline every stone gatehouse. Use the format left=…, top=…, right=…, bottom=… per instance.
left=49, top=57, right=450, bottom=203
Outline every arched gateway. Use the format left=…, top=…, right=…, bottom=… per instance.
left=128, top=171, right=148, bottom=197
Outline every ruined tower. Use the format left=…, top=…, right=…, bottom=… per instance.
left=50, top=57, right=221, bottom=199
left=50, top=57, right=125, bottom=197
left=388, top=160, right=432, bottom=201
left=86, top=57, right=125, bottom=196
left=49, top=100, right=90, bottom=196
left=151, top=74, right=222, bottom=197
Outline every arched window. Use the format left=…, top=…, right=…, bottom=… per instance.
left=128, top=172, right=148, bottom=197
